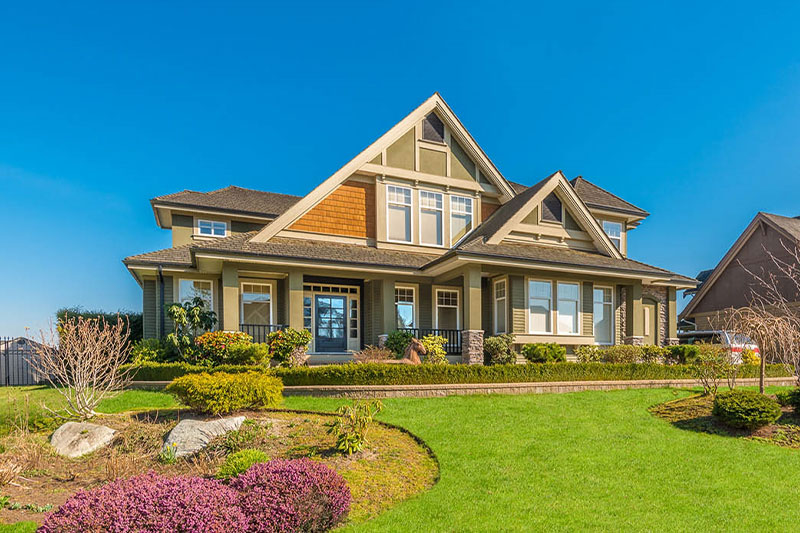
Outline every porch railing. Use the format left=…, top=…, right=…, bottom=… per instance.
left=398, top=328, right=462, bottom=355
left=240, top=324, right=287, bottom=343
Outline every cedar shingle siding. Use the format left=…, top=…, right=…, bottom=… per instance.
left=289, top=180, right=376, bottom=239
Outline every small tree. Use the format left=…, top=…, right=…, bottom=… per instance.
left=33, top=316, right=133, bottom=419
left=691, top=344, right=727, bottom=397
left=166, top=297, right=217, bottom=362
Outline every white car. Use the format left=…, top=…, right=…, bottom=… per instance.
left=677, top=330, right=760, bottom=363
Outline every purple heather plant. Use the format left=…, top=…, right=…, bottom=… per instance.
left=38, top=471, right=246, bottom=533
left=231, top=458, right=352, bottom=533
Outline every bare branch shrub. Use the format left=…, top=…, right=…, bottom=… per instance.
left=691, top=344, right=727, bottom=396
left=32, top=315, right=134, bottom=419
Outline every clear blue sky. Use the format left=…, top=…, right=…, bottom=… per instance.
left=2, top=1, right=800, bottom=337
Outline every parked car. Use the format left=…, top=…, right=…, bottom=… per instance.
left=677, top=330, right=760, bottom=363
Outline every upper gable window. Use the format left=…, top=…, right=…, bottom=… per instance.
left=422, top=112, right=445, bottom=143
left=602, top=221, right=622, bottom=250
left=450, top=195, right=473, bottom=244
left=387, top=185, right=412, bottom=242
left=198, top=220, right=227, bottom=237
left=541, top=193, right=563, bottom=224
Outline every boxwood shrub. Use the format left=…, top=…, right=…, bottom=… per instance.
left=775, top=387, right=800, bottom=408
left=166, top=371, right=283, bottom=414
left=521, top=343, right=566, bottom=363
left=712, top=390, right=782, bottom=429
left=216, top=448, right=270, bottom=479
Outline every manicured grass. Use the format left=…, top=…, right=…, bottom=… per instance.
left=0, top=522, right=37, bottom=533
left=285, top=388, right=800, bottom=532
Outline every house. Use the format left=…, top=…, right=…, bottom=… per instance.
left=0, top=337, right=45, bottom=386
left=123, top=93, right=694, bottom=364
left=680, top=212, right=800, bottom=330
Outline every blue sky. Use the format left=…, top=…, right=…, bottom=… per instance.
left=2, top=1, right=800, bottom=337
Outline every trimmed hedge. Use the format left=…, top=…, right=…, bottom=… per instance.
left=713, top=390, right=782, bottom=429
left=166, top=371, right=283, bottom=414
left=128, top=362, right=792, bottom=386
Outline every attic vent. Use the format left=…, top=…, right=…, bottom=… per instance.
left=422, top=112, right=445, bottom=143
left=541, top=193, right=563, bottom=223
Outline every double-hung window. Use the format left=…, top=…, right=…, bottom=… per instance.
left=387, top=185, right=412, bottom=242
left=528, top=280, right=552, bottom=333
left=198, top=220, right=227, bottom=237
left=494, top=279, right=507, bottom=334
left=395, top=287, right=416, bottom=329
left=179, top=279, right=213, bottom=310
left=435, top=289, right=459, bottom=329
left=557, top=282, right=580, bottom=335
left=450, top=196, right=473, bottom=244
left=241, top=283, right=272, bottom=325
left=593, top=287, right=613, bottom=344
left=602, top=221, right=622, bottom=250
left=419, top=191, right=443, bottom=246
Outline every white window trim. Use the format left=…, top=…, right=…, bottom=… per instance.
left=177, top=278, right=215, bottom=313
left=386, top=184, right=413, bottom=244
left=394, top=285, right=418, bottom=329
left=196, top=219, right=228, bottom=238
left=593, top=285, right=615, bottom=346
left=556, top=281, right=581, bottom=336
left=601, top=220, right=623, bottom=250
left=418, top=190, right=445, bottom=248
left=450, top=195, right=474, bottom=246
left=240, top=281, right=274, bottom=326
left=434, top=288, right=461, bottom=329
left=493, top=278, right=507, bottom=335
left=527, top=278, right=553, bottom=334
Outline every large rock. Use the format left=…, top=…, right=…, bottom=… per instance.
left=50, top=422, right=116, bottom=458
left=162, top=416, right=246, bottom=458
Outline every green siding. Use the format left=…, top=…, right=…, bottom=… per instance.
left=231, top=220, right=264, bottom=233
left=363, top=280, right=383, bottom=346
left=481, top=278, right=492, bottom=335
left=418, top=283, right=432, bottom=329
left=276, top=278, right=286, bottom=325
left=143, top=279, right=157, bottom=339
left=582, top=282, right=593, bottom=336
left=450, top=138, right=476, bottom=181
left=173, top=214, right=193, bottom=228
left=386, top=129, right=415, bottom=170
left=509, top=275, right=526, bottom=333
left=162, top=276, right=174, bottom=336
left=419, top=148, right=447, bottom=176
left=369, top=153, right=382, bottom=165
left=565, top=210, right=581, bottom=231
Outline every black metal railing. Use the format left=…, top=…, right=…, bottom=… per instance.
left=240, top=324, right=287, bottom=343
left=398, top=328, right=462, bottom=355
left=1, top=337, right=43, bottom=386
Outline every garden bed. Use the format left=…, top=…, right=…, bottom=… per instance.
left=0, top=409, right=438, bottom=527
left=649, top=393, right=800, bottom=448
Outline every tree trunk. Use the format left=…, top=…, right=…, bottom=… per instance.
left=759, top=351, right=766, bottom=394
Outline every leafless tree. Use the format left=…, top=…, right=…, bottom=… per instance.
left=32, top=315, right=134, bottom=419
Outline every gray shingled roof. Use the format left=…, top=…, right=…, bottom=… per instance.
left=569, top=176, right=648, bottom=217
left=762, top=212, right=800, bottom=241
left=152, top=186, right=301, bottom=218
left=123, top=243, right=194, bottom=267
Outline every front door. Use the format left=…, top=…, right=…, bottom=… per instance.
left=643, top=298, right=658, bottom=345
left=314, top=295, right=347, bottom=352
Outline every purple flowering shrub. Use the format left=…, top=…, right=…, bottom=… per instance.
left=38, top=471, right=247, bottom=533
left=231, top=458, right=352, bottom=533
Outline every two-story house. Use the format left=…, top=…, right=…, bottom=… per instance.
left=124, top=93, right=694, bottom=363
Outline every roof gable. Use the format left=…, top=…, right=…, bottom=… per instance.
left=152, top=186, right=300, bottom=220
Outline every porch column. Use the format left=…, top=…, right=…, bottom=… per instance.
left=461, top=265, right=484, bottom=365
left=221, top=264, right=240, bottom=331
left=667, top=287, right=679, bottom=345
left=381, top=278, right=395, bottom=335
left=624, top=281, right=644, bottom=345
left=288, top=270, right=304, bottom=330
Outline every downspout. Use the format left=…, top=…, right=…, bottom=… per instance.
left=158, top=265, right=166, bottom=338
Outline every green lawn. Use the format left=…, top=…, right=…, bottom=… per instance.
left=3, top=386, right=800, bottom=531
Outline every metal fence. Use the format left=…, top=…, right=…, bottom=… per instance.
left=398, top=328, right=462, bottom=355
left=240, top=324, right=287, bottom=343
left=0, top=337, right=43, bottom=386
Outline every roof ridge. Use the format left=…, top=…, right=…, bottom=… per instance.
left=571, top=176, right=648, bottom=215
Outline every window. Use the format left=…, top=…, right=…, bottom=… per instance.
left=419, top=191, right=444, bottom=246
left=528, top=280, right=552, bottom=333
left=241, top=283, right=272, bottom=325
left=450, top=196, right=473, bottom=244
left=435, top=289, right=459, bottom=329
left=198, top=220, right=226, bottom=237
left=303, top=297, right=312, bottom=330
left=422, top=112, right=445, bottom=143
left=395, top=287, right=416, bottom=329
left=557, top=282, right=580, bottom=335
left=593, top=287, right=613, bottom=344
left=541, top=193, right=563, bottom=223
left=179, top=279, right=213, bottom=310
left=387, top=185, right=412, bottom=242
left=602, top=221, right=622, bottom=250
left=494, top=279, right=507, bottom=334
left=349, top=299, right=359, bottom=339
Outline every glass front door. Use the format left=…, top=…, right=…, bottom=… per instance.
left=314, top=295, right=347, bottom=352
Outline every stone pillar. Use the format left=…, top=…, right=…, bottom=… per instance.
left=381, top=278, right=396, bottom=336
left=461, top=329, right=484, bottom=365
left=221, top=264, right=240, bottom=331
left=463, top=265, right=482, bottom=331
left=624, top=282, right=644, bottom=345
left=288, top=270, right=304, bottom=330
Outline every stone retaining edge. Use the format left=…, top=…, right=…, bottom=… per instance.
left=130, top=377, right=797, bottom=398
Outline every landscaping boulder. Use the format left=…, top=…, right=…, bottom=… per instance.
left=51, top=422, right=116, bottom=458
left=162, top=416, right=245, bottom=457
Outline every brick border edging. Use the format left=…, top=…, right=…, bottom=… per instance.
left=130, top=377, right=797, bottom=398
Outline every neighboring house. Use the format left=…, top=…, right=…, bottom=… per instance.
left=0, top=337, right=45, bottom=385
left=681, top=212, right=800, bottom=330
left=124, top=93, right=694, bottom=363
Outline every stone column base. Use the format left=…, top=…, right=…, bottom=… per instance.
left=461, top=330, right=484, bottom=365
left=377, top=334, right=388, bottom=349
left=666, top=338, right=680, bottom=346
left=623, top=336, right=644, bottom=346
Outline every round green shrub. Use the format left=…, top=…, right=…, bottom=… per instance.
left=484, top=334, right=516, bottom=365
left=385, top=330, right=413, bottom=357
left=665, top=345, right=700, bottom=365
left=775, top=388, right=800, bottom=408
left=166, top=371, right=283, bottom=415
left=712, top=390, right=781, bottom=429
left=521, top=343, right=566, bottom=363
left=216, top=448, right=270, bottom=479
